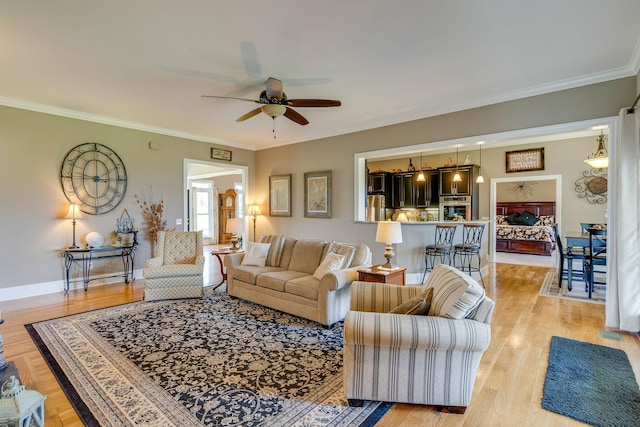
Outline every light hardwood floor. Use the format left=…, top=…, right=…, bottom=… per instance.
left=1, top=262, right=638, bottom=426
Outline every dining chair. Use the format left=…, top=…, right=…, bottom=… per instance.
left=553, top=224, right=585, bottom=291
left=584, top=227, right=607, bottom=299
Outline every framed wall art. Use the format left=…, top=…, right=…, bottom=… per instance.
left=210, top=147, right=232, bottom=161
left=269, top=174, right=292, bottom=216
left=505, top=147, right=545, bottom=173
left=304, top=170, right=332, bottom=218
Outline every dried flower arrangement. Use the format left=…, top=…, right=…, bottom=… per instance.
left=134, top=193, right=168, bottom=243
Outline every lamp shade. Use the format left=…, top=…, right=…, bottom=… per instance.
left=65, top=203, right=82, bottom=220
left=226, top=218, right=244, bottom=234
left=247, top=204, right=262, bottom=217
left=375, top=221, right=403, bottom=244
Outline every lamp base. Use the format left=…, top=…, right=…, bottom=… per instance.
left=381, top=244, right=395, bottom=269
left=229, top=237, right=240, bottom=251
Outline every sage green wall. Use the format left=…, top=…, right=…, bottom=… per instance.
left=0, top=106, right=254, bottom=293
left=255, top=77, right=635, bottom=275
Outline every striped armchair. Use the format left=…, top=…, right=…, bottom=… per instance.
left=343, top=265, right=494, bottom=412
left=143, top=231, right=205, bottom=301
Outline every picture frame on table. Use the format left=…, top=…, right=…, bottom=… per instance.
left=304, top=170, right=332, bottom=218
left=505, top=147, right=545, bottom=173
left=269, top=174, right=292, bottom=217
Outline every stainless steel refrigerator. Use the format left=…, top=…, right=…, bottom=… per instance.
left=366, top=194, right=386, bottom=221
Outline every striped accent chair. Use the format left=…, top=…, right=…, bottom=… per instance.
left=343, top=264, right=494, bottom=412
left=143, top=231, right=205, bottom=301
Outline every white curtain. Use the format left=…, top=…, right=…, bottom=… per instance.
left=606, top=107, right=640, bottom=332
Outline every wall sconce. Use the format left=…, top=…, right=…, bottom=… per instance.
left=584, top=131, right=609, bottom=169
left=65, top=203, right=82, bottom=249
left=375, top=220, right=403, bottom=268
left=247, top=204, right=262, bottom=241
left=226, top=218, right=244, bottom=250
left=476, top=143, right=485, bottom=184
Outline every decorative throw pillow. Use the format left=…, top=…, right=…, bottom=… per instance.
left=516, top=211, right=539, bottom=226
left=241, top=242, right=271, bottom=267
left=505, top=213, right=520, bottom=225
left=259, top=234, right=285, bottom=267
left=313, top=252, right=346, bottom=280
left=328, top=242, right=356, bottom=269
left=389, top=287, right=434, bottom=315
left=535, top=215, right=556, bottom=227
left=495, top=215, right=508, bottom=225
left=423, top=264, right=485, bottom=319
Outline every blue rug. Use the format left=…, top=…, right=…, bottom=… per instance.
left=542, top=336, right=640, bottom=427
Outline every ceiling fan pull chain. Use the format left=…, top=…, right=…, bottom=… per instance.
left=273, top=117, right=277, bottom=139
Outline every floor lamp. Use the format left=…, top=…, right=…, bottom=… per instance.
left=247, top=204, right=262, bottom=241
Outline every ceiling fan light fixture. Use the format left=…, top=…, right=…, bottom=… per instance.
left=584, top=132, right=609, bottom=169
left=261, top=104, right=287, bottom=118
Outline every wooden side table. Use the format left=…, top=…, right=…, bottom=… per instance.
left=358, top=266, right=406, bottom=285
left=210, top=249, right=244, bottom=289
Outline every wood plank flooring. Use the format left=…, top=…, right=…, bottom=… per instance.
left=1, top=263, right=638, bottom=426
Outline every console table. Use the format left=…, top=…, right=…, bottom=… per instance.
left=61, top=245, right=136, bottom=292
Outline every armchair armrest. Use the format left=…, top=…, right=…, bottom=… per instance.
left=195, top=255, right=205, bottom=266
left=145, top=256, right=163, bottom=268
left=349, top=281, right=422, bottom=312
left=223, top=252, right=245, bottom=269
left=344, top=311, right=491, bottom=352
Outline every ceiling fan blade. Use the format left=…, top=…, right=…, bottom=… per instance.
left=236, top=108, right=262, bottom=122
left=265, top=77, right=284, bottom=101
left=286, top=99, right=341, bottom=108
left=283, top=107, right=309, bottom=126
left=202, top=95, right=261, bottom=103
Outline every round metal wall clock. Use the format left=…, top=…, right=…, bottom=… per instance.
left=60, top=143, right=128, bottom=215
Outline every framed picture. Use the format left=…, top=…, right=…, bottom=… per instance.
left=269, top=174, right=292, bottom=217
left=210, top=147, right=232, bottom=161
left=304, top=170, right=332, bottom=218
left=505, top=148, right=545, bottom=173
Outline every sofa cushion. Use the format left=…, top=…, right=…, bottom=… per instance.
left=257, top=270, right=308, bottom=292
left=259, top=234, right=286, bottom=267
left=424, top=264, right=485, bottom=319
left=327, top=242, right=356, bottom=269
left=277, top=238, right=297, bottom=269
left=287, top=239, right=327, bottom=274
left=349, top=243, right=371, bottom=268
left=313, top=252, right=346, bottom=280
left=241, top=242, right=271, bottom=267
left=285, top=276, right=321, bottom=300
left=233, top=265, right=283, bottom=285
left=389, top=287, right=434, bottom=315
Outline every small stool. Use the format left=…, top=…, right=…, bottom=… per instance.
left=422, top=224, right=457, bottom=283
left=454, top=223, right=486, bottom=287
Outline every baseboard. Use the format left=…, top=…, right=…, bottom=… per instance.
left=0, top=269, right=143, bottom=302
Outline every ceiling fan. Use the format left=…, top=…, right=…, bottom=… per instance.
left=202, top=77, right=341, bottom=126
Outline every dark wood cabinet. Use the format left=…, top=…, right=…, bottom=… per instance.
left=415, top=170, right=439, bottom=208
left=368, top=172, right=390, bottom=195
left=390, top=173, right=415, bottom=208
left=439, top=165, right=479, bottom=196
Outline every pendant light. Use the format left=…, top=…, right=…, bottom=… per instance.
left=452, top=147, right=462, bottom=182
left=416, top=151, right=425, bottom=182
left=476, top=143, right=485, bottom=184
left=584, top=131, right=608, bottom=169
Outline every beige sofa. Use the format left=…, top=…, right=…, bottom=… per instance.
left=223, top=235, right=371, bottom=326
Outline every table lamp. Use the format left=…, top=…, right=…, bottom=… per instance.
left=65, top=203, right=82, bottom=249
left=375, top=220, right=403, bottom=268
left=226, top=218, right=244, bottom=250
left=247, top=204, right=262, bottom=241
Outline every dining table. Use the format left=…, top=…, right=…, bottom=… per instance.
left=564, top=229, right=607, bottom=298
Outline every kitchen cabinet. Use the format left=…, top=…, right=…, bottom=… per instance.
left=368, top=172, right=390, bottom=195
left=390, top=173, right=415, bottom=208
left=439, top=165, right=479, bottom=196
left=415, top=170, right=439, bottom=208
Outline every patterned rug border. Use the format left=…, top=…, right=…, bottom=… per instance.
left=539, top=272, right=605, bottom=304
left=26, top=292, right=393, bottom=426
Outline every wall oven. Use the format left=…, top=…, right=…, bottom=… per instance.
left=439, top=196, right=472, bottom=221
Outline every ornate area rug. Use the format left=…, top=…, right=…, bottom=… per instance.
left=26, top=292, right=391, bottom=426
left=542, top=336, right=640, bottom=426
left=539, top=272, right=605, bottom=304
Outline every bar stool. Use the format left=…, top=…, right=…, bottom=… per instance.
left=453, top=223, right=486, bottom=287
left=422, top=224, right=457, bottom=283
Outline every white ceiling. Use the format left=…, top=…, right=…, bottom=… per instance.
left=2, top=1, right=639, bottom=151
